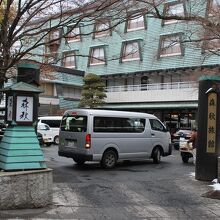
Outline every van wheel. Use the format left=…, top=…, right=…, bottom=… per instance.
left=152, top=147, right=161, bottom=164
left=73, top=159, right=85, bottom=165
left=101, top=150, right=117, bottom=169
left=54, top=136, right=59, bottom=145
left=181, top=153, right=189, bottom=163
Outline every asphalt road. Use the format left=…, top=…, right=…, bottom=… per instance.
left=1, top=145, right=220, bottom=219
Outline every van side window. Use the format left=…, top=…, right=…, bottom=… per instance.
left=94, top=117, right=145, bottom=133
left=149, top=119, right=166, bottom=132
left=60, top=115, right=87, bottom=132
left=41, top=120, right=61, bottom=128
left=38, top=124, right=50, bottom=130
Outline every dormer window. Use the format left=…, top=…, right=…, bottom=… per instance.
left=62, top=51, right=76, bottom=68
left=66, top=27, right=80, bottom=43
left=206, top=38, right=220, bottom=50
left=121, top=41, right=141, bottom=62
left=159, top=34, right=183, bottom=57
left=94, top=21, right=110, bottom=38
left=89, top=47, right=106, bottom=66
left=163, top=2, right=185, bottom=25
left=203, top=32, right=220, bottom=52
left=49, top=29, right=60, bottom=43
left=208, top=0, right=220, bottom=15
left=126, top=14, right=145, bottom=32
left=45, top=29, right=60, bottom=55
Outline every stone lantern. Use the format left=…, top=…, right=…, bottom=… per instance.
left=0, top=82, right=46, bottom=171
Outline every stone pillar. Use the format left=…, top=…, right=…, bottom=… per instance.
left=196, top=76, right=220, bottom=181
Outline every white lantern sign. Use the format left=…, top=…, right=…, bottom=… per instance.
left=16, top=96, right=33, bottom=122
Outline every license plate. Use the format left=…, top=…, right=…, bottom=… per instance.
left=67, top=141, right=75, bottom=148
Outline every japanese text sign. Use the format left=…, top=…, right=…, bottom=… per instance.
left=206, top=92, right=217, bottom=153
left=7, top=96, right=13, bottom=121
left=16, top=96, right=33, bottom=122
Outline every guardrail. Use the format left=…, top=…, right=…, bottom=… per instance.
left=105, top=81, right=198, bottom=92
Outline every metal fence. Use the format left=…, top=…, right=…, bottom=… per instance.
left=105, top=81, right=198, bottom=92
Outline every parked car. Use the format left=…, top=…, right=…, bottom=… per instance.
left=37, top=122, right=54, bottom=146
left=171, top=129, right=192, bottom=150
left=38, top=116, right=61, bottom=144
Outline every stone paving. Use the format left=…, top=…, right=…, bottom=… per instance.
left=1, top=147, right=220, bottom=220
left=1, top=175, right=220, bottom=220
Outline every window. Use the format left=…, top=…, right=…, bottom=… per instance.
left=203, top=34, right=220, bottom=52
left=121, top=41, right=141, bottom=62
left=41, top=120, right=61, bottom=128
left=48, top=29, right=61, bottom=44
left=66, top=27, right=80, bottom=42
left=149, top=119, right=166, bottom=132
left=89, top=47, right=106, bottom=65
left=208, top=0, right=220, bottom=15
left=159, top=35, right=182, bottom=57
left=63, top=86, right=78, bottom=98
left=45, top=30, right=60, bottom=54
left=126, top=14, right=145, bottom=31
left=62, top=52, right=76, bottom=68
left=40, top=83, right=53, bottom=96
left=93, top=117, right=145, bottom=133
left=50, top=30, right=60, bottom=40
left=38, top=124, right=50, bottom=131
left=94, top=21, right=110, bottom=38
left=44, top=53, right=58, bottom=64
left=163, top=2, right=185, bottom=25
left=60, top=115, right=87, bottom=132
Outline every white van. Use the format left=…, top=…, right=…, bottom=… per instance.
left=38, top=116, right=62, bottom=144
left=58, top=109, right=172, bottom=168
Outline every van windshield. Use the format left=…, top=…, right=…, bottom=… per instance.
left=60, top=115, right=87, bottom=132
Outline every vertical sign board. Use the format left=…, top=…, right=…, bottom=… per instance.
left=207, top=92, right=217, bottom=153
left=16, top=96, right=33, bottom=122
left=7, top=96, right=13, bottom=121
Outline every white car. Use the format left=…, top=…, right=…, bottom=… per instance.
left=37, top=123, right=54, bottom=146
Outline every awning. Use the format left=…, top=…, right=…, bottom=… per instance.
left=103, top=101, right=198, bottom=109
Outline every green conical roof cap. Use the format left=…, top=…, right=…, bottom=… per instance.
left=1, top=82, right=43, bottom=93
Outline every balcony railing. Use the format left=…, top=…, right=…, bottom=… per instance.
left=106, top=81, right=198, bottom=93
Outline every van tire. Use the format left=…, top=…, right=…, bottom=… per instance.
left=101, top=150, right=117, bottom=169
left=152, top=147, right=161, bottom=164
left=73, top=159, right=85, bottom=165
left=181, top=153, right=189, bottom=163
left=54, top=136, right=59, bottom=145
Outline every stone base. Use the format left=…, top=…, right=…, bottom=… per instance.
left=0, top=168, right=53, bottom=210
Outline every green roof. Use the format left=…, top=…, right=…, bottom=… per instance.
left=1, top=82, right=43, bottom=93
left=42, top=72, right=84, bottom=87
left=199, top=75, right=220, bottom=81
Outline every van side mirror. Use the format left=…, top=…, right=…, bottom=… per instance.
left=163, top=127, right=168, bottom=132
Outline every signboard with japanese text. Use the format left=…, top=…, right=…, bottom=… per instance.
left=16, top=96, right=33, bottom=122
left=7, top=96, right=13, bottom=121
left=206, top=92, right=217, bottom=153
